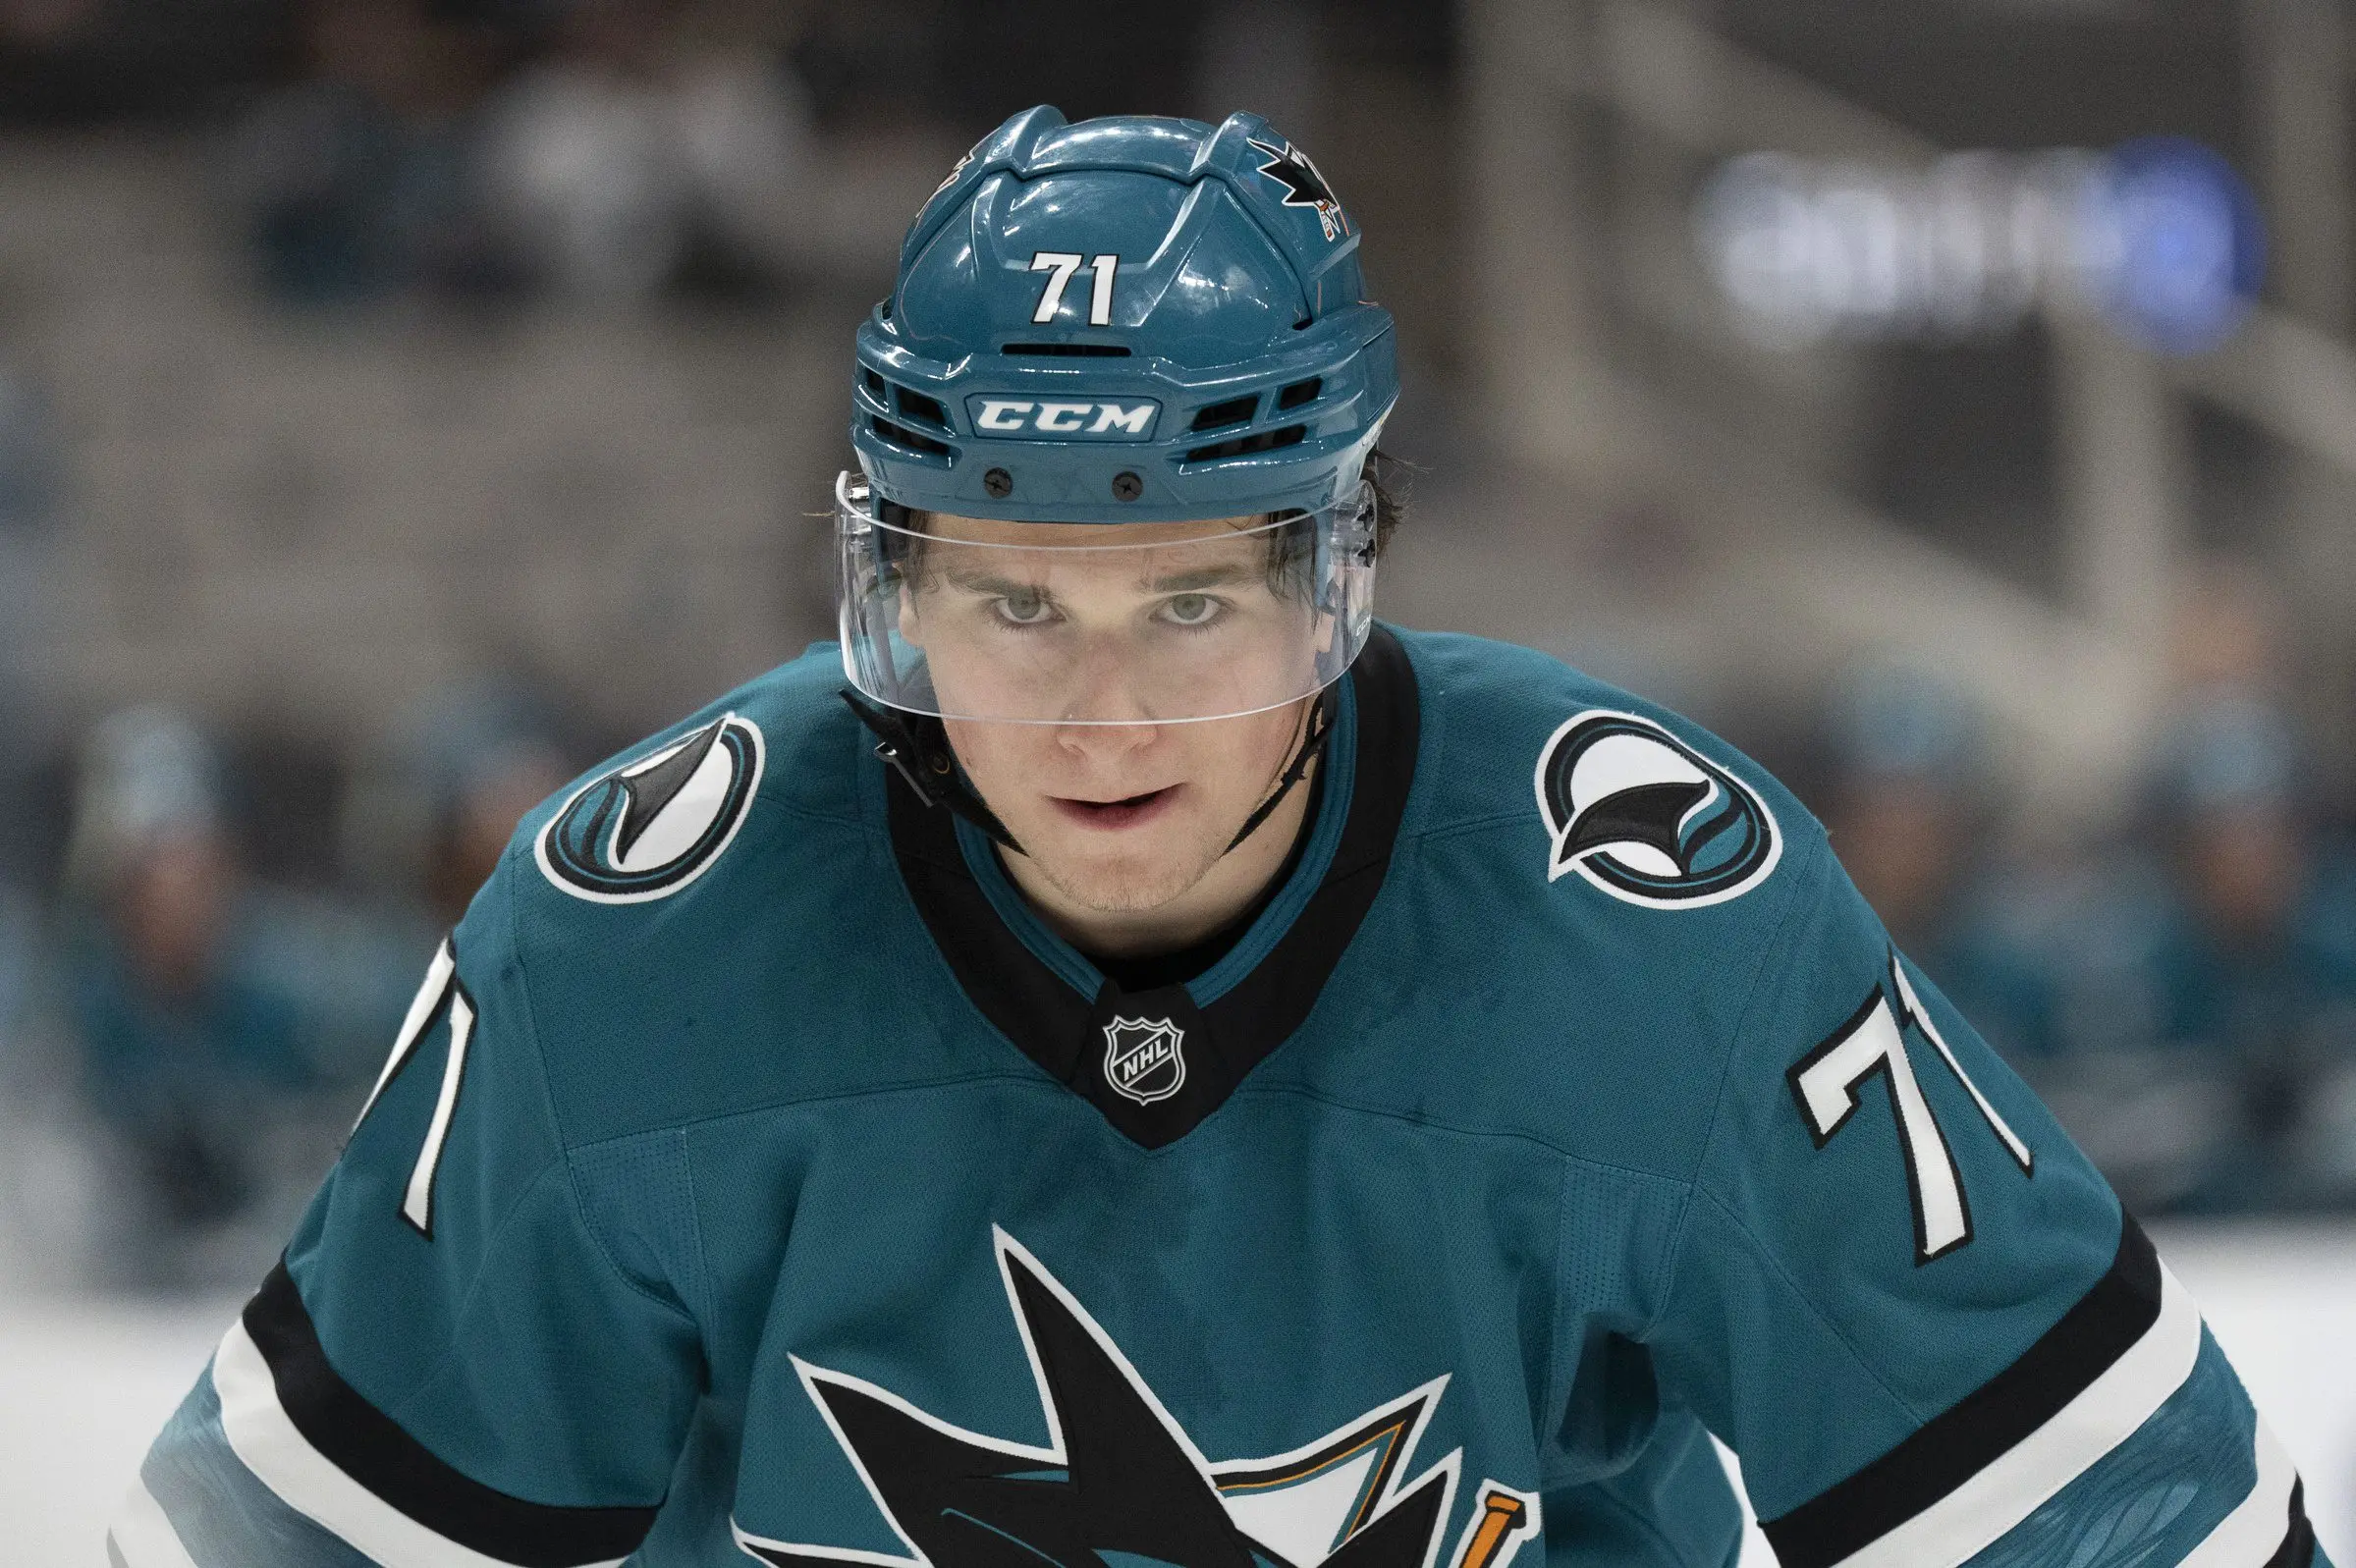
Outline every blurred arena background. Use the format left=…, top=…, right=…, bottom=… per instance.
left=0, top=0, right=2351, bottom=1561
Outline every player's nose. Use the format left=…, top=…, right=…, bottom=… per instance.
left=1052, top=719, right=1162, bottom=766
left=1051, top=631, right=1164, bottom=726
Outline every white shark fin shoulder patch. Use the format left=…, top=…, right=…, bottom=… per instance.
left=534, top=714, right=765, bottom=904
left=1534, top=709, right=1781, bottom=909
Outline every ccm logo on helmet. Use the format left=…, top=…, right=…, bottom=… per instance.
left=965, top=398, right=1161, bottom=441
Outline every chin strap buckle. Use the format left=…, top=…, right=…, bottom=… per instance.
left=839, top=689, right=1025, bottom=853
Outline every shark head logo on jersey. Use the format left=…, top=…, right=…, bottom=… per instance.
left=744, top=1229, right=1542, bottom=1568
left=536, top=714, right=765, bottom=903
left=1534, top=710, right=1781, bottom=908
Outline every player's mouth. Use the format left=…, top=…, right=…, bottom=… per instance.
left=1051, top=784, right=1180, bottom=831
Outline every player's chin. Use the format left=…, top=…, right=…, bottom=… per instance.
left=1027, top=822, right=1221, bottom=913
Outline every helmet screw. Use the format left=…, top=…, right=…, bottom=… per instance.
left=926, top=750, right=954, bottom=776
left=1111, top=470, right=1143, bottom=502
left=983, top=467, right=1014, bottom=499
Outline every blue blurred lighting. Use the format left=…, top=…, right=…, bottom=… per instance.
left=2079, top=137, right=2267, bottom=355
left=1695, top=138, right=2267, bottom=355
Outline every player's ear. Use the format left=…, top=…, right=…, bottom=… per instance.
left=1366, top=449, right=1408, bottom=559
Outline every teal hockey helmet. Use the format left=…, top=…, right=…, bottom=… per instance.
left=839, top=107, right=1397, bottom=730
left=849, top=105, right=1397, bottom=525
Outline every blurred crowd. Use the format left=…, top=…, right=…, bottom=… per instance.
left=0, top=678, right=576, bottom=1291
left=1813, top=568, right=2356, bottom=1219
left=228, top=0, right=820, bottom=308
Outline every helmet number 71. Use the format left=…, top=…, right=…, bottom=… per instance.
left=1786, top=952, right=2034, bottom=1265
left=1030, top=252, right=1119, bottom=326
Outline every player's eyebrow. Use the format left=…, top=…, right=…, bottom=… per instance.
left=940, top=563, right=1258, bottom=598
left=1139, top=564, right=1256, bottom=593
left=942, top=568, right=1054, bottom=599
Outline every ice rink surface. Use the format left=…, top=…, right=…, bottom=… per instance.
left=2, top=1223, right=2348, bottom=1568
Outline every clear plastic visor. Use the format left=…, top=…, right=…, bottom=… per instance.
left=836, top=471, right=1376, bottom=725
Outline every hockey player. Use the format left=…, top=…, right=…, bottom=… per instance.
left=115, top=107, right=2325, bottom=1568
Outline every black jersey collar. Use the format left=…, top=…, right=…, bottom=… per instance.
left=886, top=625, right=1420, bottom=1149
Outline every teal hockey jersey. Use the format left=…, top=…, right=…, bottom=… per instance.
left=115, top=627, right=2325, bottom=1568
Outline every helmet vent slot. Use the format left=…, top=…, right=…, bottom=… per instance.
left=871, top=416, right=955, bottom=460
left=862, top=369, right=888, bottom=400
left=1276, top=377, right=1322, bottom=410
left=1182, top=424, right=1307, bottom=464
left=896, top=388, right=949, bottom=427
left=1188, top=396, right=1259, bottom=433
left=1000, top=343, right=1132, bottom=357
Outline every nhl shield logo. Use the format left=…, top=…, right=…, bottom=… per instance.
left=1102, top=1015, right=1186, bottom=1107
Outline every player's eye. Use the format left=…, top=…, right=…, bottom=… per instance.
left=992, top=590, right=1057, bottom=626
left=1158, top=593, right=1225, bottom=628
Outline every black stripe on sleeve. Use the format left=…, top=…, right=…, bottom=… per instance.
left=1760, top=1215, right=2163, bottom=1568
left=2267, top=1479, right=2316, bottom=1568
left=244, top=1259, right=660, bottom=1568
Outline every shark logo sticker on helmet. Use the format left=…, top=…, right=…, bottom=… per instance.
left=1247, top=135, right=1350, bottom=242
left=1534, top=710, right=1781, bottom=908
left=536, top=714, right=765, bottom=903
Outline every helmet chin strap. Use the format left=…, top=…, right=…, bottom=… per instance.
left=841, top=689, right=1024, bottom=853
left=841, top=685, right=1337, bottom=864
left=1222, top=687, right=1335, bottom=854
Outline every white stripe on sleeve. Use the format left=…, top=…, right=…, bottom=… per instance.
left=1834, top=1262, right=2205, bottom=1568
left=210, top=1318, right=625, bottom=1568
left=2179, top=1415, right=2300, bottom=1568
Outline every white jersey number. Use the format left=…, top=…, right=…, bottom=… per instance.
left=352, top=937, right=478, bottom=1240
left=1787, top=954, right=2034, bottom=1264
left=1029, top=251, right=1120, bottom=325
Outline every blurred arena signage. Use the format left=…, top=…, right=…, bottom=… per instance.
left=1694, top=137, right=2266, bottom=353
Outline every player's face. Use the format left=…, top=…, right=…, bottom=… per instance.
left=943, top=695, right=1311, bottom=915
left=908, top=511, right=1317, bottom=914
